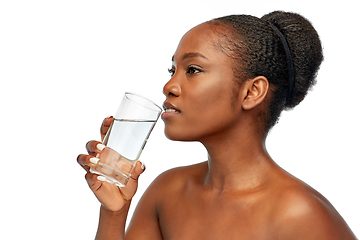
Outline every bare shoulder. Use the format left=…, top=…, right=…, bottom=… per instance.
left=133, top=161, right=207, bottom=208
left=125, top=162, right=207, bottom=239
left=271, top=176, right=357, bottom=240
left=147, top=161, right=207, bottom=195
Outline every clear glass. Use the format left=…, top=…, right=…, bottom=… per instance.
left=90, top=92, right=162, bottom=187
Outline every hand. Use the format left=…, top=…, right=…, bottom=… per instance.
left=100, top=116, right=113, bottom=142
left=77, top=117, right=145, bottom=212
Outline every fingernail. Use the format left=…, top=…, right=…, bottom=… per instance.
left=97, top=143, right=106, bottom=151
left=90, top=157, right=100, bottom=164
left=106, top=115, right=113, bottom=119
left=97, top=176, right=106, bottom=182
left=140, top=161, right=145, bottom=170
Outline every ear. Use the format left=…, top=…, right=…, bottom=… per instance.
left=241, top=76, right=269, bottom=110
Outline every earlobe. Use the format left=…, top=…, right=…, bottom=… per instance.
left=242, top=76, right=269, bottom=110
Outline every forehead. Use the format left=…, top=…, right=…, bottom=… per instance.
left=173, top=23, right=225, bottom=61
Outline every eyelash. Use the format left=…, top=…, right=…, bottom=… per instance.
left=187, top=66, right=201, bottom=74
left=167, top=66, right=201, bottom=77
left=168, top=68, right=175, bottom=77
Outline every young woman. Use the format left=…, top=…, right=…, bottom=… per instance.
left=77, top=11, right=357, bottom=240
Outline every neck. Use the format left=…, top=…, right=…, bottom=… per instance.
left=201, top=123, right=274, bottom=193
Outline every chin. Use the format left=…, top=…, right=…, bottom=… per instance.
left=164, top=129, right=199, bottom=142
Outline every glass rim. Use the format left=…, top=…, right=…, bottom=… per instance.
left=124, top=92, right=162, bottom=113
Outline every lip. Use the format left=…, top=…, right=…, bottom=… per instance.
left=161, top=101, right=181, bottom=120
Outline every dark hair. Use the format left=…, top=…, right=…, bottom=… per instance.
left=209, top=11, right=323, bottom=132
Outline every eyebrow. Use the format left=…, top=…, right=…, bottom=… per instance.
left=171, top=52, right=209, bottom=62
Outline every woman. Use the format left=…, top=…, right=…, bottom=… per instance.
left=77, top=11, right=357, bottom=239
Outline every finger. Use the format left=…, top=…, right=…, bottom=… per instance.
left=77, top=154, right=100, bottom=172
left=120, top=161, right=145, bottom=200
left=85, top=172, right=128, bottom=212
left=85, top=171, right=105, bottom=192
left=100, top=116, right=113, bottom=141
left=86, top=140, right=106, bottom=156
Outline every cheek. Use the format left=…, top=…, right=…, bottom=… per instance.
left=164, top=72, right=237, bottom=141
left=180, top=92, right=234, bottom=138
left=189, top=81, right=231, bottom=116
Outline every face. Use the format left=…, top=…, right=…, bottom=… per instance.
left=162, top=23, right=242, bottom=142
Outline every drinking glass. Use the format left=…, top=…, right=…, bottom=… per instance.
left=90, top=92, right=162, bottom=187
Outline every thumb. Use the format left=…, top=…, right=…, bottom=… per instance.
left=131, top=161, right=146, bottom=181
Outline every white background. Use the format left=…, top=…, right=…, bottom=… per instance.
left=0, top=0, right=359, bottom=239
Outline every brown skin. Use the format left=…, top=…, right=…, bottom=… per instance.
left=77, top=23, right=357, bottom=239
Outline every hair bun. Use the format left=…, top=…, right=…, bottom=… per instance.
left=261, top=11, right=323, bottom=108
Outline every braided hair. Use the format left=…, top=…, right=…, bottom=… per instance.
left=208, top=11, right=323, bottom=132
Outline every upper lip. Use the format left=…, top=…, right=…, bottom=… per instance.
left=163, top=101, right=180, bottom=112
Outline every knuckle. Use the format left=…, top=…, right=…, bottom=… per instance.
left=85, top=172, right=92, bottom=180
left=86, top=140, right=99, bottom=153
left=85, top=140, right=93, bottom=149
left=77, top=154, right=84, bottom=164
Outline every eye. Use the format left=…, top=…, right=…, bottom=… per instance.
left=168, top=68, right=175, bottom=77
left=187, top=66, right=201, bottom=74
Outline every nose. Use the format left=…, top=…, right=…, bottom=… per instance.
left=163, top=76, right=181, bottom=97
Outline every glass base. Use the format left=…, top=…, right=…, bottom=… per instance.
left=90, top=163, right=130, bottom=188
